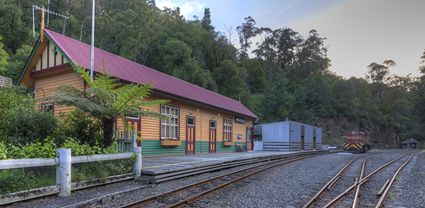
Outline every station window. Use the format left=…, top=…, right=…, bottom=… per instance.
left=210, top=121, right=216, bottom=129
left=187, top=117, right=195, bottom=127
left=41, top=103, right=54, bottom=114
left=161, top=105, right=179, bottom=140
left=223, top=118, right=232, bottom=142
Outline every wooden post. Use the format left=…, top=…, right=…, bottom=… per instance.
left=133, top=146, right=142, bottom=178
left=57, top=148, right=71, bottom=196
left=40, top=6, right=45, bottom=41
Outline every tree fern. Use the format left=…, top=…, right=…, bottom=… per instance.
left=54, top=66, right=168, bottom=146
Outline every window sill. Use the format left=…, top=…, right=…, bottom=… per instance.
left=161, top=140, right=182, bottom=146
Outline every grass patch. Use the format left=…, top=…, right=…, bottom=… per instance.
left=0, top=158, right=134, bottom=195
left=0, top=166, right=56, bottom=195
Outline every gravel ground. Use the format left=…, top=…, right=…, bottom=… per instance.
left=7, top=156, right=302, bottom=208
left=190, top=152, right=359, bottom=208
left=358, top=150, right=408, bottom=208
left=8, top=150, right=422, bottom=208
left=386, top=150, right=425, bottom=208
left=312, top=157, right=365, bottom=208
left=189, top=150, right=420, bottom=208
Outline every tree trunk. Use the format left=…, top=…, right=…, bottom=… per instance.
left=102, top=118, right=115, bottom=147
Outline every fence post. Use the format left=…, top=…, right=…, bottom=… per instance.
left=134, top=146, right=142, bottom=178
left=57, top=148, right=71, bottom=196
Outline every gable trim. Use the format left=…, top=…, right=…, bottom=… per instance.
left=16, top=39, right=40, bottom=84
left=16, top=31, right=75, bottom=85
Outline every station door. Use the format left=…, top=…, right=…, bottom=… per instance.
left=186, top=116, right=196, bottom=154
left=209, top=120, right=217, bottom=153
left=246, top=127, right=253, bottom=151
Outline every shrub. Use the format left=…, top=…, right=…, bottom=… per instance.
left=0, top=86, right=34, bottom=137
left=7, top=139, right=57, bottom=159
left=2, top=138, right=118, bottom=159
left=6, top=111, right=58, bottom=145
left=0, top=142, right=7, bottom=159
left=59, top=110, right=103, bottom=146
left=0, top=86, right=61, bottom=145
left=61, top=138, right=118, bottom=156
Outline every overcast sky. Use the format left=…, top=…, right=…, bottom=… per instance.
left=156, top=0, right=425, bottom=78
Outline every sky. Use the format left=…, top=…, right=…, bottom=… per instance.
left=156, top=0, right=425, bottom=78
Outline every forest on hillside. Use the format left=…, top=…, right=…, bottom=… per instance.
left=1, top=0, right=425, bottom=146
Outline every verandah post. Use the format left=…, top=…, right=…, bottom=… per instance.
left=57, top=148, right=71, bottom=196
left=134, top=146, right=142, bottom=178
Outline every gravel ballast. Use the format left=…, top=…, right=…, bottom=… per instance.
left=189, top=150, right=421, bottom=208
left=7, top=150, right=423, bottom=208
left=385, top=150, right=425, bottom=208
left=191, top=152, right=360, bottom=208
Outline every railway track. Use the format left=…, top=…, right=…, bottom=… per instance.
left=121, top=152, right=322, bottom=208
left=303, top=151, right=415, bottom=208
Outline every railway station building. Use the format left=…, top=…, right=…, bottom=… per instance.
left=17, top=29, right=257, bottom=156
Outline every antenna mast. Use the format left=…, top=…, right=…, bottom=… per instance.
left=32, top=4, right=69, bottom=39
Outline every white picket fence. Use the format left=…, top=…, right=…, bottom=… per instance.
left=0, top=147, right=142, bottom=205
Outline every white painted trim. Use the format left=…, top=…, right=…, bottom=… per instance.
left=71, top=152, right=133, bottom=164
left=0, top=158, right=57, bottom=170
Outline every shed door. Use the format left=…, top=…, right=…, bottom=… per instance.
left=301, top=125, right=305, bottom=150
left=209, top=120, right=217, bottom=153
left=186, top=117, right=195, bottom=154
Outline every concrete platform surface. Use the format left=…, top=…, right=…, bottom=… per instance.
left=141, top=150, right=315, bottom=175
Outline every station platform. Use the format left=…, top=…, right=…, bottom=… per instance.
left=140, top=150, right=323, bottom=183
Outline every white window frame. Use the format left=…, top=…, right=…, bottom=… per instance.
left=161, top=105, right=179, bottom=140
left=223, top=118, right=232, bottom=142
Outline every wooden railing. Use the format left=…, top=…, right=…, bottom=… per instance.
left=0, top=148, right=141, bottom=205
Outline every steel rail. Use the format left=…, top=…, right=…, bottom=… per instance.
left=375, top=153, right=415, bottom=208
left=323, top=153, right=409, bottom=208
left=352, top=159, right=367, bottom=208
left=122, top=153, right=321, bottom=208
left=165, top=155, right=311, bottom=208
left=302, top=157, right=358, bottom=208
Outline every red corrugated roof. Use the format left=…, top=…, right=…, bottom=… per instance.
left=45, top=29, right=257, bottom=118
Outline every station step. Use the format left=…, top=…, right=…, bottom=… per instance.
left=139, top=151, right=324, bottom=183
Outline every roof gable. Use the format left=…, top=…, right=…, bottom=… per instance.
left=40, top=29, right=256, bottom=118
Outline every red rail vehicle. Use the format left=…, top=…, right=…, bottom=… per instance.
left=343, top=131, right=371, bottom=153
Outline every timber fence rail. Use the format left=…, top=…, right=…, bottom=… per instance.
left=0, top=147, right=142, bottom=205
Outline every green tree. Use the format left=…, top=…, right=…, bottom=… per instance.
left=53, top=66, right=167, bottom=146
left=236, top=16, right=261, bottom=58
left=0, top=36, right=8, bottom=74
left=254, top=27, right=302, bottom=72
left=294, top=30, right=330, bottom=77
left=3, top=44, right=32, bottom=81
left=0, top=1, right=31, bottom=53
left=201, top=8, right=214, bottom=32
left=213, top=60, right=247, bottom=99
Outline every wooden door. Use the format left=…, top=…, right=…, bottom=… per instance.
left=186, top=116, right=196, bottom=154
left=125, top=117, right=141, bottom=140
left=209, top=120, right=217, bottom=153
left=246, top=127, right=253, bottom=151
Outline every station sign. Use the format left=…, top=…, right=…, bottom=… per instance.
left=235, top=116, right=246, bottom=124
